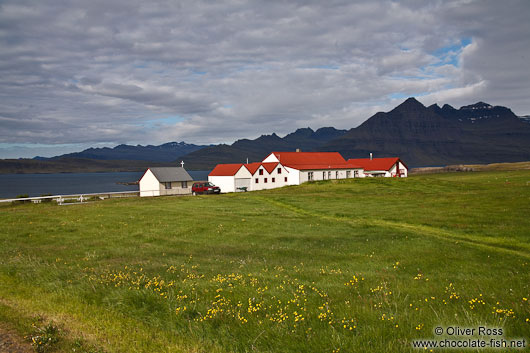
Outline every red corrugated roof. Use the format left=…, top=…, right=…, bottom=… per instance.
left=210, top=162, right=282, bottom=176
left=262, top=162, right=279, bottom=174
left=289, top=163, right=362, bottom=170
left=244, top=162, right=262, bottom=175
left=347, top=157, right=406, bottom=171
left=271, top=152, right=347, bottom=166
left=269, top=152, right=361, bottom=170
left=209, top=163, right=244, bottom=176
left=210, top=152, right=369, bottom=176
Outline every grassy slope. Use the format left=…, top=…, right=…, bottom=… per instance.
left=0, top=171, right=529, bottom=352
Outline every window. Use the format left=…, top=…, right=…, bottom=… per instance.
left=277, top=168, right=282, bottom=174
left=255, top=178, right=259, bottom=183
left=323, top=171, right=326, bottom=179
left=354, top=170, right=359, bottom=177
left=272, top=177, right=275, bottom=182
left=308, top=172, right=314, bottom=181
left=164, top=182, right=171, bottom=189
left=284, top=177, right=287, bottom=182
left=335, top=171, right=339, bottom=179
left=346, top=171, right=351, bottom=178
left=259, top=169, right=264, bottom=175
left=181, top=181, right=188, bottom=188
left=264, top=178, right=268, bottom=183
left=328, top=171, right=332, bottom=179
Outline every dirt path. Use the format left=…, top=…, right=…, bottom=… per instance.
left=0, top=324, right=33, bottom=353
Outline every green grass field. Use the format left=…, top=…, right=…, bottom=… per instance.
left=1, top=171, right=529, bottom=352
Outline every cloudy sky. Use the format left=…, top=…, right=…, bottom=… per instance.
left=0, top=0, right=529, bottom=158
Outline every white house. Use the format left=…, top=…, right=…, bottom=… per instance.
left=262, top=152, right=364, bottom=184
left=347, top=157, right=408, bottom=177
left=208, top=162, right=290, bottom=193
left=139, top=167, right=193, bottom=197
left=209, top=151, right=364, bottom=193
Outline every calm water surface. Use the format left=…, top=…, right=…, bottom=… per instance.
left=0, top=170, right=210, bottom=199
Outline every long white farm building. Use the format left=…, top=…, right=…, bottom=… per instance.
left=209, top=151, right=366, bottom=193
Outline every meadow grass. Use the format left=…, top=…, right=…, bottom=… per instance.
left=0, top=171, right=529, bottom=352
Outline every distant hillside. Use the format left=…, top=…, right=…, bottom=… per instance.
left=37, top=142, right=206, bottom=162
left=321, top=98, right=530, bottom=166
left=0, top=158, right=175, bottom=174
left=180, top=127, right=347, bottom=169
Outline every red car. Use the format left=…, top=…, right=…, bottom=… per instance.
left=192, top=181, right=221, bottom=195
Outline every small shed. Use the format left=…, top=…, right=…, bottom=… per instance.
left=139, top=167, right=193, bottom=197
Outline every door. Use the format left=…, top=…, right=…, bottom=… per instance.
left=235, top=178, right=251, bottom=192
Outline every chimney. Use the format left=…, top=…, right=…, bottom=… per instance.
left=370, top=153, right=373, bottom=160
left=296, top=148, right=301, bottom=152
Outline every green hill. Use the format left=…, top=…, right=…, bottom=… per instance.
left=1, top=171, right=529, bottom=352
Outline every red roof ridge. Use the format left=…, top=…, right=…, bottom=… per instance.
left=244, top=162, right=262, bottom=175
left=209, top=163, right=244, bottom=176
left=262, top=162, right=279, bottom=174
left=347, top=157, right=407, bottom=171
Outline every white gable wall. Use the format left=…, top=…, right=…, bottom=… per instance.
left=252, top=164, right=289, bottom=190
left=139, top=169, right=161, bottom=197
left=262, top=153, right=280, bottom=163
left=284, top=167, right=300, bottom=185
left=365, top=161, right=407, bottom=178
left=234, top=166, right=252, bottom=191
left=397, top=161, right=408, bottom=177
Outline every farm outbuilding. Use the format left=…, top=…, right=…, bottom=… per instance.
left=139, top=167, right=193, bottom=197
left=262, top=152, right=364, bottom=184
left=347, top=157, right=408, bottom=177
left=208, top=162, right=290, bottom=193
left=209, top=151, right=364, bottom=193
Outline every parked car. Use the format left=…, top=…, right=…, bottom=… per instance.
left=192, top=181, right=221, bottom=195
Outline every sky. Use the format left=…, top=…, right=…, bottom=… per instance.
left=0, top=0, right=529, bottom=158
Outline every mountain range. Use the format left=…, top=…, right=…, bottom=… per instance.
left=321, top=98, right=530, bottom=166
left=180, top=98, right=530, bottom=168
left=2, top=97, right=529, bottom=173
left=35, top=141, right=206, bottom=162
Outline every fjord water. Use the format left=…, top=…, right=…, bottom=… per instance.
left=0, top=171, right=211, bottom=199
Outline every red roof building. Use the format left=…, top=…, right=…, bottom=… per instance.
left=263, top=152, right=361, bottom=170
left=347, top=157, right=408, bottom=177
left=208, top=161, right=289, bottom=193
left=208, top=151, right=406, bottom=193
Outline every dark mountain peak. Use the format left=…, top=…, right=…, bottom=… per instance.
left=315, top=127, right=340, bottom=133
left=428, top=103, right=440, bottom=110
left=428, top=103, right=442, bottom=115
left=393, top=97, right=426, bottom=112
left=161, top=141, right=183, bottom=147
left=461, top=102, right=493, bottom=110
left=296, top=127, right=314, bottom=133
left=286, top=128, right=314, bottom=138
left=442, top=104, right=456, bottom=111
left=313, top=127, right=347, bottom=140
left=256, top=133, right=282, bottom=141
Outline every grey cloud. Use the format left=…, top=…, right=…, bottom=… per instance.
left=0, top=0, right=529, bottom=158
